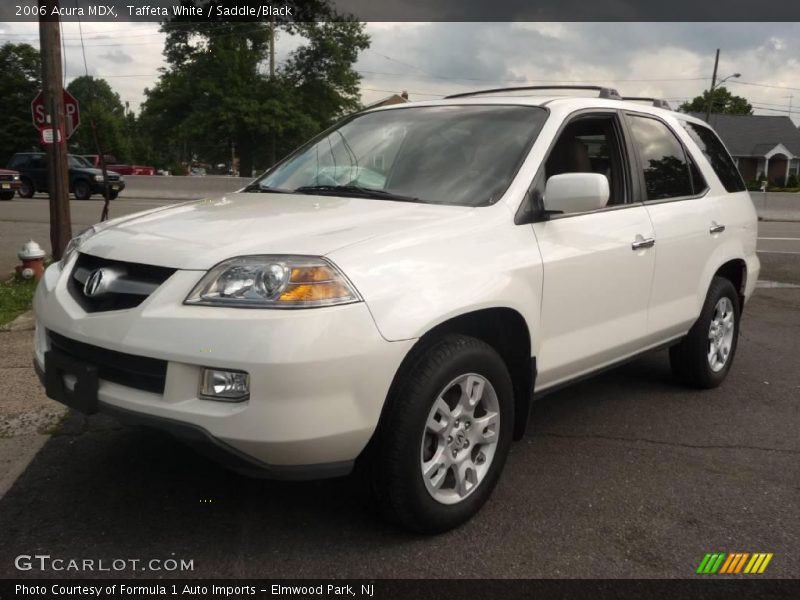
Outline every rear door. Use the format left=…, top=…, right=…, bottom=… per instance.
left=28, top=155, right=49, bottom=191
left=531, top=111, right=657, bottom=390
left=624, top=113, right=716, bottom=340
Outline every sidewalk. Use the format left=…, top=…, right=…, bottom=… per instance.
left=0, top=314, right=66, bottom=497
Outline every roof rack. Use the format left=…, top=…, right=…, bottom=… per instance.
left=444, top=85, right=622, bottom=100
left=621, top=97, right=672, bottom=110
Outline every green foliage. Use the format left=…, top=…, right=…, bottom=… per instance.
left=138, top=2, right=369, bottom=176
left=678, top=86, right=753, bottom=116
left=0, top=276, right=37, bottom=327
left=786, top=174, right=799, bottom=188
left=0, top=43, right=41, bottom=166
left=66, top=76, right=132, bottom=162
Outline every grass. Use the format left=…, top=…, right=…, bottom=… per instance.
left=0, top=276, right=37, bottom=327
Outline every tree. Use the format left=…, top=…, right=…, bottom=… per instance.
left=138, top=1, right=369, bottom=176
left=0, top=43, right=41, bottom=165
left=679, top=87, right=753, bottom=116
left=66, top=76, right=132, bottom=161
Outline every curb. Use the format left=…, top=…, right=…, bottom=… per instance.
left=0, top=310, right=35, bottom=332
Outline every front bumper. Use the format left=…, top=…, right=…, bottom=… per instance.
left=0, top=180, right=20, bottom=192
left=91, top=180, right=126, bottom=194
left=33, top=259, right=414, bottom=478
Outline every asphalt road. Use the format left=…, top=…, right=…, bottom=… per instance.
left=0, top=194, right=797, bottom=579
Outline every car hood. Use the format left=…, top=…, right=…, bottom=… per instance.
left=80, top=192, right=473, bottom=270
left=77, top=167, right=121, bottom=177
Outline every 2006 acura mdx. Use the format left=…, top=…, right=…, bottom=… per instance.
left=34, top=87, right=759, bottom=533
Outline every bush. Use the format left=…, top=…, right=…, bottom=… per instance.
left=786, top=174, right=799, bottom=188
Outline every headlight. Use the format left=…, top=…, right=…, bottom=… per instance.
left=13, top=174, right=19, bottom=181
left=185, top=255, right=361, bottom=308
left=60, top=226, right=96, bottom=267
left=94, top=174, right=104, bottom=182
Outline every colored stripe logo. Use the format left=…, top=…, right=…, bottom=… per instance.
left=696, top=552, right=773, bottom=574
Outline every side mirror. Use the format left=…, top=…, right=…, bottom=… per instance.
left=543, top=173, right=609, bottom=214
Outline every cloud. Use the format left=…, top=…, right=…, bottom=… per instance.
left=99, top=49, right=134, bottom=64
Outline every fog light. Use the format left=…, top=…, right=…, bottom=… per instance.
left=199, top=368, right=250, bottom=402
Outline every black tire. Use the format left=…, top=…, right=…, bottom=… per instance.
left=669, top=276, right=741, bottom=389
left=0, top=191, right=14, bottom=201
left=18, top=178, right=34, bottom=198
left=73, top=179, right=92, bottom=200
left=367, top=334, right=514, bottom=534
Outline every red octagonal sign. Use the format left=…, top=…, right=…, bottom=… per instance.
left=31, top=90, right=80, bottom=139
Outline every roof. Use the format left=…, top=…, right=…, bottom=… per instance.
left=689, top=113, right=800, bottom=157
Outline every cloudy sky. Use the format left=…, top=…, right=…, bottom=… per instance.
left=1, top=21, right=799, bottom=124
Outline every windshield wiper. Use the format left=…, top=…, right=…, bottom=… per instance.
left=293, top=185, right=420, bottom=203
left=241, top=183, right=293, bottom=193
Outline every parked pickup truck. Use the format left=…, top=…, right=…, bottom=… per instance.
left=82, top=154, right=155, bottom=176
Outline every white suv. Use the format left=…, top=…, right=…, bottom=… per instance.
left=34, top=87, right=759, bottom=533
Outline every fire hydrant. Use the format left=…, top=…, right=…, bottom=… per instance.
left=16, top=240, right=46, bottom=281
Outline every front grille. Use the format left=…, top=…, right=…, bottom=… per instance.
left=0, top=174, right=15, bottom=181
left=105, top=174, right=120, bottom=181
left=68, top=253, right=176, bottom=313
left=48, top=331, right=167, bottom=394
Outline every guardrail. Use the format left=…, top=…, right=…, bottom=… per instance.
left=750, top=192, right=800, bottom=222
left=122, top=175, right=254, bottom=200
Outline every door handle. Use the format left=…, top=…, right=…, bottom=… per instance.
left=631, top=237, right=655, bottom=251
left=709, top=223, right=726, bottom=234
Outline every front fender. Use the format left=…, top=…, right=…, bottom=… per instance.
left=328, top=204, right=543, bottom=355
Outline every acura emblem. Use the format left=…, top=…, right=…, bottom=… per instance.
left=84, top=268, right=108, bottom=297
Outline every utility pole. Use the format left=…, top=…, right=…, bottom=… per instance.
left=268, top=15, right=276, bottom=168
left=38, top=0, right=72, bottom=259
left=705, top=48, right=720, bottom=123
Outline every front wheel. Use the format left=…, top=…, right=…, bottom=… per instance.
left=368, top=335, right=514, bottom=533
left=669, top=276, right=741, bottom=388
left=0, top=191, right=14, bottom=201
left=73, top=180, right=92, bottom=200
left=18, top=178, right=34, bottom=198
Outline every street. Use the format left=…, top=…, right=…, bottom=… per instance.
left=0, top=193, right=798, bottom=579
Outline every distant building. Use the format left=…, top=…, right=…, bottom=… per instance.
left=364, top=90, right=410, bottom=110
left=694, top=113, right=800, bottom=185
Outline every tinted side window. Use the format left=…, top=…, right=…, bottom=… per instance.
left=681, top=121, right=746, bottom=193
left=628, top=115, right=693, bottom=200
left=688, top=152, right=708, bottom=195
left=7, top=156, right=26, bottom=170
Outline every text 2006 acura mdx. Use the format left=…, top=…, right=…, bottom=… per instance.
left=34, top=87, right=759, bottom=533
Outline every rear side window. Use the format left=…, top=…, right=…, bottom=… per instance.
left=627, top=115, right=693, bottom=200
left=681, top=121, right=746, bottom=193
left=7, top=155, right=26, bottom=169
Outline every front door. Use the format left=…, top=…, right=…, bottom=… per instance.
left=530, top=112, right=656, bottom=390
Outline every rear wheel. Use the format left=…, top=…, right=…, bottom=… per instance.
left=368, top=335, right=514, bottom=533
left=669, top=276, right=741, bottom=388
left=18, top=178, right=34, bottom=198
left=73, top=180, right=92, bottom=200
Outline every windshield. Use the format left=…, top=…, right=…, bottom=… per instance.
left=68, top=155, right=92, bottom=168
left=255, top=105, right=547, bottom=206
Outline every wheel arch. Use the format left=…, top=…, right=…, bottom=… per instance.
left=713, top=258, right=747, bottom=310
left=372, top=307, right=535, bottom=448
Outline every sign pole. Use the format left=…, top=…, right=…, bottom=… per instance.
left=38, top=0, right=72, bottom=260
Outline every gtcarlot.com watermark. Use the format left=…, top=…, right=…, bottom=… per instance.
left=15, top=554, right=194, bottom=573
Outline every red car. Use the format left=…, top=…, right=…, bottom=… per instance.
left=0, top=168, right=21, bottom=200
left=82, top=154, right=156, bottom=176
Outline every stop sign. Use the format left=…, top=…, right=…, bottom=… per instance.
left=31, top=90, right=80, bottom=139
